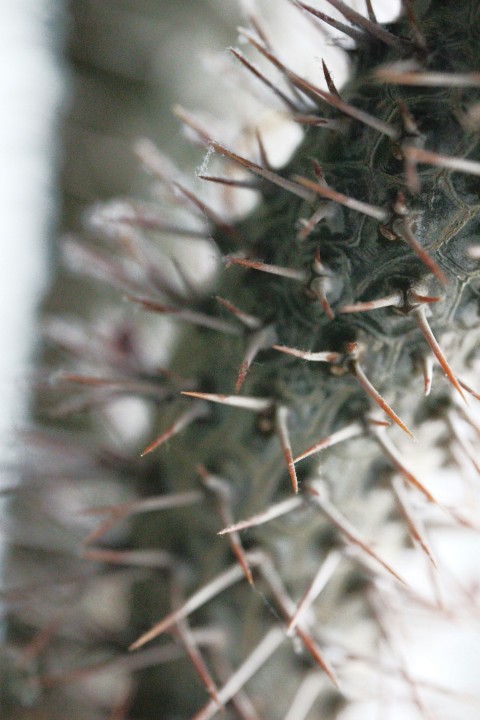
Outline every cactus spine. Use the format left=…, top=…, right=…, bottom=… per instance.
left=6, top=1, right=480, bottom=719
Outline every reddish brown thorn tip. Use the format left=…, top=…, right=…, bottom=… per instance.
left=235, top=324, right=277, bottom=393
left=372, top=427, right=437, bottom=504
left=198, top=466, right=254, bottom=586
left=229, top=46, right=299, bottom=112
left=323, top=0, right=407, bottom=51
left=308, top=483, right=407, bottom=586
left=322, top=59, right=340, bottom=98
left=421, top=354, right=433, bottom=397
left=401, top=0, right=427, bottom=50
left=128, top=295, right=240, bottom=336
left=141, top=404, right=208, bottom=457
left=294, top=2, right=363, bottom=43
left=351, top=361, right=415, bottom=439
left=256, top=129, right=271, bottom=170
left=458, top=378, right=480, bottom=401
left=276, top=406, right=299, bottom=494
left=218, top=496, right=303, bottom=535
left=198, top=174, right=257, bottom=190
left=294, top=422, right=364, bottom=464
left=397, top=220, right=448, bottom=285
left=413, top=306, right=466, bottom=403
left=215, top=296, right=261, bottom=330
left=365, top=0, right=378, bottom=22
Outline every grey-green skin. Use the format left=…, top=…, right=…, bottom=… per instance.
left=7, top=1, right=480, bottom=719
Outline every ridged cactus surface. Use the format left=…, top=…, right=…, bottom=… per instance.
left=5, top=1, right=480, bottom=719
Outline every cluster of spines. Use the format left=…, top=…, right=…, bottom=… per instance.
left=9, top=1, right=480, bottom=718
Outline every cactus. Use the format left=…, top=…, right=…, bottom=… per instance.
left=6, top=1, right=480, bottom=719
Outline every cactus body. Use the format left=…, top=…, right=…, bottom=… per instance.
left=6, top=2, right=480, bottom=719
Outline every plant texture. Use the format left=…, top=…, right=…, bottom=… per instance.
left=5, top=1, right=480, bottom=719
